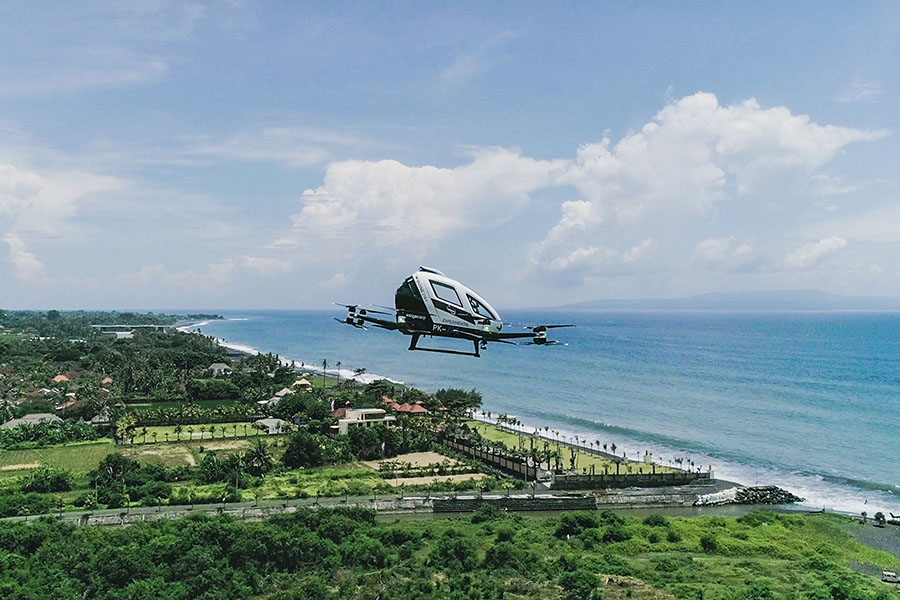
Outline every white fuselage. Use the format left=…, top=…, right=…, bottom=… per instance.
left=409, top=269, right=503, bottom=335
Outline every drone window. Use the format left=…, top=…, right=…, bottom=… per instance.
left=430, top=280, right=462, bottom=306
left=467, top=295, right=496, bottom=320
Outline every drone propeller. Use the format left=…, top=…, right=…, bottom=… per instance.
left=333, top=317, right=367, bottom=330
left=524, top=324, right=575, bottom=331
left=333, top=303, right=392, bottom=316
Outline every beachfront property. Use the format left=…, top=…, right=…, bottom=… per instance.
left=334, top=408, right=397, bottom=435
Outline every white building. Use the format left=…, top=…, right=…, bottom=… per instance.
left=335, top=408, right=396, bottom=435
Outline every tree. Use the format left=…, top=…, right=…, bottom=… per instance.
left=321, top=358, right=327, bottom=386
left=874, top=512, right=886, bottom=527
left=174, top=424, right=183, bottom=441
left=244, top=440, right=273, bottom=476
left=283, top=430, right=323, bottom=468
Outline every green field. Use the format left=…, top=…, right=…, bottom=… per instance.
left=0, top=439, right=116, bottom=474
left=468, top=420, right=679, bottom=474
left=128, top=421, right=270, bottom=444
left=125, top=399, right=238, bottom=411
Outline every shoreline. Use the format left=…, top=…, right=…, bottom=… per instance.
left=175, top=316, right=897, bottom=518
left=177, top=319, right=403, bottom=386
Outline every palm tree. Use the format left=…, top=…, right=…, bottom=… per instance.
left=232, top=424, right=238, bottom=438
left=151, top=432, right=158, bottom=444
left=141, top=427, right=148, bottom=444
left=336, top=361, right=342, bottom=387
left=174, top=425, right=182, bottom=442
left=220, top=425, right=227, bottom=439
left=208, top=424, right=216, bottom=440
left=321, top=358, right=327, bottom=386
left=165, top=433, right=169, bottom=443
left=610, top=443, right=617, bottom=454
left=243, top=423, right=249, bottom=437
left=187, top=426, right=194, bottom=441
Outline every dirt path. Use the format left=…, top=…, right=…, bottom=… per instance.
left=363, top=451, right=459, bottom=470
left=382, top=473, right=488, bottom=487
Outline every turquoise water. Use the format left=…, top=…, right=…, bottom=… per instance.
left=195, top=310, right=900, bottom=515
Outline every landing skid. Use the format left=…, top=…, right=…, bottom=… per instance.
left=408, top=334, right=481, bottom=357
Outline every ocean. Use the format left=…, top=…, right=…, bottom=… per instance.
left=193, top=309, right=900, bottom=516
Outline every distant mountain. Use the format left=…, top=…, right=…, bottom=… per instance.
left=556, top=290, right=900, bottom=311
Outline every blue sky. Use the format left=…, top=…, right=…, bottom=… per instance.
left=1, top=1, right=898, bottom=309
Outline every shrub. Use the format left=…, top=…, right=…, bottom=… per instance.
left=666, top=529, right=682, bottom=543
left=643, top=513, right=670, bottom=527
left=699, top=534, right=718, bottom=553
left=555, top=512, right=600, bottom=538
left=602, top=524, right=632, bottom=543
left=20, top=464, right=72, bottom=493
left=559, top=568, right=600, bottom=600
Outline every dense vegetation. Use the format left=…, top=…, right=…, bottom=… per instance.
left=0, top=507, right=897, bottom=600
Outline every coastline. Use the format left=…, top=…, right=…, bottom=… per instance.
left=177, top=319, right=403, bottom=386
left=177, top=314, right=899, bottom=518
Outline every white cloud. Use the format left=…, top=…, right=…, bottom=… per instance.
left=317, top=272, right=347, bottom=289
left=837, top=79, right=883, bottom=104
left=240, top=256, right=292, bottom=275
left=783, top=237, right=847, bottom=270
left=178, top=127, right=375, bottom=168
left=127, top=260, right=236, bottom=289
left=0, top=54, right=167, bottom=97
left=440, top=31, right=520, bottom=88
left=280, top=147, right=567, bottom=254
left=693, top=237, right=766, bottom=273
left=3, top=234, right=45, bottom=281
left=806, top=206, right=900, bottom=243
left=527, top=92, right=883, bottom=281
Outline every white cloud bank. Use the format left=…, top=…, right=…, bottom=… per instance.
left=284, top=92, right=884, bottom=285
left=783, top=237, right=847, bottom=270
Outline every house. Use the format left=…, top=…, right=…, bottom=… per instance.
left=55, top=399, right=77, bottom=412
left=52, top=374, right=70, bottom=383
left=1, top=413, right=62, bottom=429
left=254, top=418, right=289, bottom=435
left=274, top=387, right=293, bottom=398
left=407, top=404, right=429, bottom=416
left=291, top=378, right=312, bottom=390
left=90, top=408, right=112, bottom=425
left=334, top=408, right=396, bottom=435
left=101, top=377, right=113, bottom=385
left=208, top=362, right=232, bottom=377
left=330, top=406, right=348, bottom=419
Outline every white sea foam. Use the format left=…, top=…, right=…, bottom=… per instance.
left=472, top=412, right=899, bottom=516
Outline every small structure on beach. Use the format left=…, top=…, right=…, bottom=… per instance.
left=334, top=408, right=396, bottom=435
left=291, top=378, right=312, bottom=390
left=208, top=362, right=232, bottom=377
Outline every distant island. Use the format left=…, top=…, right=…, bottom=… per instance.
left=555, top=290, right=900, bottom=311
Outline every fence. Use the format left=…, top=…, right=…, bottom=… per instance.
left=552, top=471, right=709, bottom=490
left=440, top=436, right=537, bottom=481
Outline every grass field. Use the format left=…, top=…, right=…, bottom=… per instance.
left=0, top=439, right=116, bottom=474
left=125, top=399, right=239, bottom=411
left=467, top=420, right=679, bottom=474
left=128, top=421, right=271, bottom=444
